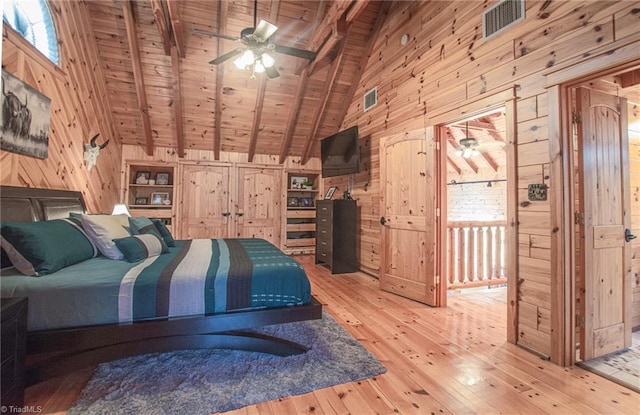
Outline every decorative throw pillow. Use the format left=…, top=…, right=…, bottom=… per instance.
left=129, top=216, right=162, bottom=239
left=152, top=219, right=176, bottom=247
left=113, top=233, right=169, bottom=263
left=1, top=218, right=99, bottom=276
left=80, top=214, right=130, bottom=260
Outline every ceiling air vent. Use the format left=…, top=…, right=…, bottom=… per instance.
left=483, top=0, right=525, bottom=41
left=363, top=87, right=377, bottom=112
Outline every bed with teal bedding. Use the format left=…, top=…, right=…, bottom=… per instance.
left=0, top=186, right=322, bottom=385
left=1, top=238, right=312, bottom=331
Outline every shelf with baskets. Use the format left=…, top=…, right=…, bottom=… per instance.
left=283, top=171, right=321, bottom=254
left=123, top=161, right=177, bottom=230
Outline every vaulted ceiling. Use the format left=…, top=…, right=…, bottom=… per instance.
left=85, top=0, right=384, bottom=162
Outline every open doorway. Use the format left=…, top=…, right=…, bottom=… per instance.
left=444, top=111, right=508, bottom=292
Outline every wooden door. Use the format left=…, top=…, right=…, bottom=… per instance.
left=180, top=164, right=231, bottom=239
left=379, top=129, right=440, bottom=306
left=236, top=166, right=282, bottom=246
left=576, top=87, right=631, bottom=360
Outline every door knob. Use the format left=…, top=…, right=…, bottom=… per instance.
left=380, top=216, right=387, bottom=225
left=625, top=228, right=636, bottom=243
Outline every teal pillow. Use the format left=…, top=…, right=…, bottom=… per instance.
left=129, top=216, right=161, bottom=238
left=152, top=219, right=175, bottom=247
left=113, top=233, right=169, bottom=263
left=1, top=218, right=98, bottom=276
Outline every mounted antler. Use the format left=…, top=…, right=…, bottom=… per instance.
left=84, top=133, right=109, bottom=171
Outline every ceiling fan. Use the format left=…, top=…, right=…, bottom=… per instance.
left=454, top=123, right=505, bottom=158
left=191, top=0, right=317, bottom=79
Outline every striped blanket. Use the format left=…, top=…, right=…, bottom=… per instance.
left=117, top=238, right=311, bottom=322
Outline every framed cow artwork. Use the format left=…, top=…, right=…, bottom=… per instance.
left=0, top=70, right=51, bottom=159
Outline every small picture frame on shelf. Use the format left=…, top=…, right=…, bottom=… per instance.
left=287, top=197, right=300, bottom=207
left=324, top=186, right=337, bottom=200
left=135, top=171, right=150, bottom=184
left=155, top=172, right=171, bottom=185
left=290, top=176, right=308, bottom=190
left=151, top=192, right=171, bottom=205
left=299, top=197, right=314, bottom=207
left=134, top=197, right=148, bottom=205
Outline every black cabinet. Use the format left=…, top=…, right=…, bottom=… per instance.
left=1, top=297, right=28, bottom=409
left=315, top=199, right=357, bottom=274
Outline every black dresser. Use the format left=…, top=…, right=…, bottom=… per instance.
left=315, top=199, right=357, bottom=274
left=1, top=297, right=28, bottom=409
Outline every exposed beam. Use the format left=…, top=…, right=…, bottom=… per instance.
left=123, top=0, right=154, bottom=156
left=301, top=36, right=349, bottom=164
left=213, top=0, right=228, bottom=160
left=307, top=16, right=348, bottom=76
left=248, top=0, right=280, bottom=163
left=166, top=0, right=185, bottom=58
left=620, top=68, right=640, bottom=88
left=278, top=67, right=310, bottom=164
left=150, top=0, right=171, bottom=55
left=335, top=1, right=390, bottom=129
left=171, top=45, right=184, bottom=158
left=447, top=156, right=462, bottom=175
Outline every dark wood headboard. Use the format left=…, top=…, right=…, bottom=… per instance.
left=1, top=186, right=88, bottom=268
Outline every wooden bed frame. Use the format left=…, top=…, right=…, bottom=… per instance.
left=0, top=186, right=322, bottom=385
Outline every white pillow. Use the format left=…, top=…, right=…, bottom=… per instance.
left=81, top=214, right=131, bottom=259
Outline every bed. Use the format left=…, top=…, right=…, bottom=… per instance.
left=0, top=186, right=322, bottom=385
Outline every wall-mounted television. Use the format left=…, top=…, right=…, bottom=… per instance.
left=320, top=126, right=359, bottom=178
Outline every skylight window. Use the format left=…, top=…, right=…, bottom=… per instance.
left=3, top=0, right=59, bottom=65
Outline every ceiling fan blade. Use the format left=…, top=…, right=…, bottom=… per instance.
left=253, top=20, right=278, bottom=42
left=209, top=47, right=245, bottom=65
left=265, top=65, right=279, bottom=79
left=191, top=28, right=240, bottom=42
left=274, top=44, right=316, bottom=61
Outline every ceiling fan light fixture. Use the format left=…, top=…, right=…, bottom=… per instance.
left=254, top=60, right=265, bottom=73
left=261, top=52, right=275, bottom=68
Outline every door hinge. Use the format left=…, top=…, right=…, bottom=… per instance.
left=435, top=141, right=441, bottom=151
left=435, top=207, right=441, bottom=217
left=572, top=111, right=581, bottom=124
left=435, top=275, right=441, bottom=284
left=574, top=211, right=584, bottom=225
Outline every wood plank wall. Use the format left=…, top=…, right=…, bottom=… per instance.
left=337, top=0, right=640, bottom=360
left=630, top=103, right=640, bottom=329
left=1, top=0, right=121, bottom=213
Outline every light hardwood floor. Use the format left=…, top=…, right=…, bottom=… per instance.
left=25, top=255, right=639, bottom=414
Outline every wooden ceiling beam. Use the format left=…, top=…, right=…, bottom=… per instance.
left=335, top=1, right=390, bottom=130
left=166, top=0, right=185, bottom=58
left=307, top=16, right=348, bottom=76
left=248, top=0, right=281, bottom=163
left=123, top=0, right=154, bottom=156
left=447, top=156, right=462, bottom=175
left=171, top=45, right=185, bottom=158
left=278, top=67, right=309, bottom=164
left=150, top=0, right=171, bottom=55
left=213, top=0, right=228, bottom=160
left=301, top=35, right=349, bottom=164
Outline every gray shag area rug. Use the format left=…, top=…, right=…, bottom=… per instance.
left=69, top=312, right=386, bottom=415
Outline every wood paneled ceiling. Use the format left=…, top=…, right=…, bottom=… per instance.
left=85, top=0, right=384, bottom=162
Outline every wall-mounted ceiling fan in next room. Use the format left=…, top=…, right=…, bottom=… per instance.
left=191, top=0, right=317, bottom=79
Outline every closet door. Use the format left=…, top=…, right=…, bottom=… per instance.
left=236, top=166, right=282, bottom=246
left=180, top=164, right=231, bottom=239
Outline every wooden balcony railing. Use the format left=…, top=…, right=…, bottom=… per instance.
left=447, top=221, right=507, bottom=289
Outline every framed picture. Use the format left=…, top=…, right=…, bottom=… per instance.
left=299, top=197, right=314, bottom=207
left=290, top=176, right=308, bottom=190
left=150, top=192, right=170, bottom=205
left=324, top=186, right=337, bottom=200
left=135, top=171, right=150, bottom=184
left=1, top=69, right=51, bottom=159
left=287, top=197, right=300, bottom=207
left=134, top=197, right=148, bottom=205
left=155, top=172, right=170, bottom=185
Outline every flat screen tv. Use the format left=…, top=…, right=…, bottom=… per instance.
left=320, top=126, right=359, bottom=178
